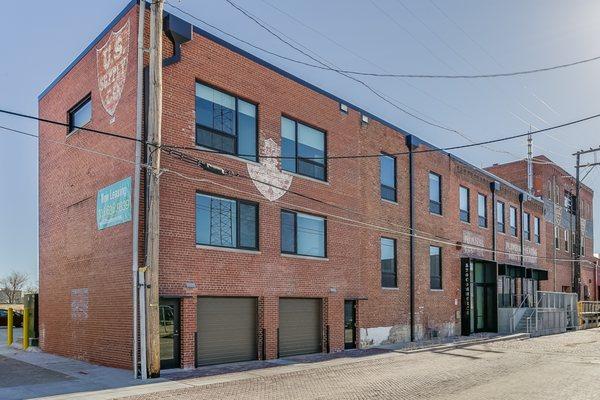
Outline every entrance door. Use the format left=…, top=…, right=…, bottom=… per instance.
left=473, top=261, right=497, bottom=333
left=159, top=298, right=180, bottom=369
left=344, top=300, right=356, bottom=349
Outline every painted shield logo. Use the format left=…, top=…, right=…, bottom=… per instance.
left=247, top=138, right=293, bottom=201
left=97, top=20, right=130, bottom=120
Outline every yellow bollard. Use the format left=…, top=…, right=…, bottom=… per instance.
left=7, top=308, right=13, bottom=345
left=22, top=307, right=29, bottom=350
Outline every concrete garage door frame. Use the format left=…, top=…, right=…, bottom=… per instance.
left=196, top=297, right=258, bottom=367
left=278, top=298, right=323, bottom=358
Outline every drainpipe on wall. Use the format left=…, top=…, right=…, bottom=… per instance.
left=519, top=193, right=525, bottom=268
left=490, top=182, right=499, bottom=262
left=405, top=135, right=419, bottom=342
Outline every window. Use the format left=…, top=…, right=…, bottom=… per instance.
left=497, top=201, right=505, bottom=233
left=381, top=237, right=397, bottom=288
left=477, top=193, right=487, bottom=228
left=281, top=210, right=326, bottom=257
left=195, top=193, right=258, bottom=250
left=564, top=191, right=575, bottom=214
left=430, top=246, right=442, bottom=290
left=459, top=186, right=470, bottom=222
left=523, top=212, right=530, bottom=241
left=281, top=116, right=326, bottom=181
left=380, top=154, right=396, bottom=202
left=564, top=229, right=569, bottom=252
left=509, top=206, right=517, bottom=236
left=534, top=216, right=540, bottom=243
left=429, top=172, right=442, bottom=214
left=555, top=226, right=560, bottom=249
left=195, top=83, right=257, bottom=161
left=67, top=95, right=92, bottom=134
left=581, top=237, right=585, bottom=256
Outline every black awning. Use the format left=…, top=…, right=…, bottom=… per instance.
left=526, top=268, right=549, bottom=281
left=498, top=263, right=525, bottom=278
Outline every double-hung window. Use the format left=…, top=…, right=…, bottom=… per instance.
left=564, top=229, right=569, bottom=252
left=195, top=82, right=257, bottom=161
left=534, top=216, right=540, bottom=243
left=281, top=117, right=326, bottom=181
left=381, top=237, right=397, bottom=288
left=67, top=94, right=92, bottom=134
left=281, top=210, right=326, bottom=257
left=509, top=206, right=518, bottom=236
left=459, top=186, right=470, bottom=222
left=497, top=201, right=505, bottom=233
left=429, top=246, right=442, bottom=290
left=195, top=193, right=258, bottom=250
left=477, top=193, right=487, bottom=228
left=429, top=172, right=442, bottom=214
left=555, top=226, right=560, bottom=249
left=380, top=154, right=396, bottom=202
left=523, top=212, right=531, bottom=241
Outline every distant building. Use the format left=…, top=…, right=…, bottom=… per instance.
left=486, top=155, right=596, bottom=300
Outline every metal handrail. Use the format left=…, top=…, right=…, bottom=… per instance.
left=511, top=293, right=532, bottom=332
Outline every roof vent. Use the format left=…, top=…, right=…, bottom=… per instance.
left=361, top=114, right=369, bottom=124
left=340, top=103, right=348, bottom=113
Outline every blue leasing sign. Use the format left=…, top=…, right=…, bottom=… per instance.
left=96, top=177, right=132, bottom=230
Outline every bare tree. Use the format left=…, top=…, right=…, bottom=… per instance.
left=0, top=271, right=29, bottom=304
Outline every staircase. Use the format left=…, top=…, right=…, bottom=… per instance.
left=513, top=308, right=535, bottom=333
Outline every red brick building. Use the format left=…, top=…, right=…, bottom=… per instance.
left=38, top=1, right=594, bottom=373
left=487, top=155, right=598, bottom=300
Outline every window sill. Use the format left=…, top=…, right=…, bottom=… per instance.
left=381, top=287, right=399, bottom=291
left=284, top=171, right=330, bottom=186
left=381, top=198, right=398, bottom=205
left=429, top=211, right=443, bottom=217
left=460, top=220, right=471, bottom=226
left=281, top=253, right=328, bottom=261
left=430, top=289, right=444, bottom=292
left=195, top=145, right=261, bottom=167
left=196, top=244, right=261, bottom=255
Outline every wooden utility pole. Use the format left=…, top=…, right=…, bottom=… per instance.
left=573, top=145, right=600, bottom=298
left=145, top=0, right=163, bottom=378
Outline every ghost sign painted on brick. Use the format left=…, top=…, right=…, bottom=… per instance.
left=96, top=177, right=132, bottom=230
left=97, top=20, right=130, bottom=122
left=247, top=138, right=293, bottom=201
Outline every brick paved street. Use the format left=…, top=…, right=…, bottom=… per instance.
left=125, top=329, right=600, bottom=400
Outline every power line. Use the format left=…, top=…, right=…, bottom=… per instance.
left=167, top=1, right=600, bottom=80
left=3, top=108, right=600, bottom=161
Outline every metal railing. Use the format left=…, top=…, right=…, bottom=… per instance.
left=510, top=293, right=532, bottom=333
left=509, top=291, right=578, bottom=335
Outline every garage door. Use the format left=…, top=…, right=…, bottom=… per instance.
left=196, top=297, right=257, bottom=366
left=279, top=298, right=322, bottom=357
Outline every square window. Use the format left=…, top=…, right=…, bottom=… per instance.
left=67, top=95, right=92, bottom=134
left=281, top=117, right=326, bottom=181
left=280, top=210, right=326, bottom=257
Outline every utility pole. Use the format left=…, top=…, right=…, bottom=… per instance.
left=145, top=0, right=163, bottom=378
left=574, top=152, right=581, bottom=297
left=572, top=145, right=600, bottom=298
left=527, top=132, right=533, bottom=194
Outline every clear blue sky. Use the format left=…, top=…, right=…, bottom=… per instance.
left=1, top=0, right=600, bottom=283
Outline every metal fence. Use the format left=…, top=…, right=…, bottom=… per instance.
left=578, top=301, right=600, bottom=329
left=526, top=291, right=578, bottom=336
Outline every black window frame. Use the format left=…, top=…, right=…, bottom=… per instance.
left=534, top=216, right=541, bottom=244
left=429, top=172, right=442, bottom=215
left=280, top=209, right=327, bottom=258
left=67, top=94, right=92, bottom=134
left=195, top=192, right=259, bottom=251
left=380, top=237, right=397, bottom=288
left=195, top=81, right=259, bottom=162
left=281, top=115, right=328, bottom=181
left=429, top=245, right=442, bottom=290
left=509, top=206, right=518, bottom=237
left=523, top=212, right=531, bottom=241
left=459, top=186, right=470, bottom=223
left=497, top=201, right=505, bottom=233
left=477, top=193, right=487, bottom=228
left=380, top=153, right=397, bottom=202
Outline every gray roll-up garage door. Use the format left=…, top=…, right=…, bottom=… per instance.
left=196, top=297, right=257, bottom=366
left=279, top=298, right=322, bottom=357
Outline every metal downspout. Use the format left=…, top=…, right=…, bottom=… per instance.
left=406, top=135, right=417, bottom=342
